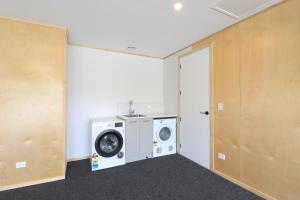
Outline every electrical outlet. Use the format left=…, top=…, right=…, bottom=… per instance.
left=218, top=153, right=226, bottom=160
left=16, top=161, right=26, bottom=169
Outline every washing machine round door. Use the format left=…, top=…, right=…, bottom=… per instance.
left=95, top=130, right=123, bottom=158
left=157, top=126, right=172, bottom=142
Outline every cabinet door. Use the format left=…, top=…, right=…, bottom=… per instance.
left=139, top=118, right=153, bottom=156
left=125, top=120, right=140, bottom=158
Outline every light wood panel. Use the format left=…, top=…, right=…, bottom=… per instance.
left=239, top=1, right=300, bottom=199
left=191, top=1, right=300, bottom=199
left=0, top=17, right=66, bottom=189
left=212, top=27, right=241, bottom=180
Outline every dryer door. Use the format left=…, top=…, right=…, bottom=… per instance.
left=95, top=130, right=124, bottom=158
left=157, top=126, right=173, bottom=143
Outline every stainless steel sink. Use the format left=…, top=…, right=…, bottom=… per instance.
left=117, top=114, right=146, bottom=120
left=123, top=114, right=145, bottom=118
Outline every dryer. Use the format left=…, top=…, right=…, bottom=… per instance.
left=153, top=117, right=177, bottom=157
left=90, top=118, right=125, bottom=171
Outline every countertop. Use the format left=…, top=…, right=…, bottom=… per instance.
left=117, top=113, right=177, bottom=120
left=147, top=113, right=177, bottom=119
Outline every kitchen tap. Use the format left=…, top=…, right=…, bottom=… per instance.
left=129, top=100, right=135, bottom=115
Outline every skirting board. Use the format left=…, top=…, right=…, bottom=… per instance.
left=213, top=170, right=278, bottom=200
left=0, top=176, right=65, bottom=192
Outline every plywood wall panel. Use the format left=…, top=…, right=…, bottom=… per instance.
left=0, top=18, right=66, bottom=188
left=239, top=1, right=300, bottom=199
left=211, top=27, right=241, bottom=180
left=191, top=1, right=300, bottom=199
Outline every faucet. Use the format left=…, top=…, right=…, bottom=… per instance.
left=129, top=100, right=135, bottom=116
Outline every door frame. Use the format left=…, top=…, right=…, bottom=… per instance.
left=177, top=43, right=215, bottom=170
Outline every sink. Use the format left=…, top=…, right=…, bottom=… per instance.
left=123, top=114, right=145, bottom=118
left=117, top=114, right=146, bottom=120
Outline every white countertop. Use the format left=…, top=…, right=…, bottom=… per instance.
left=147, top=113, right=177, bottom=119
left=117, top=113, right=177, bottom=120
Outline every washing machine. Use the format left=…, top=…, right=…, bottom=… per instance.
left=153, top=117, right=177, bottom=157
left=90, top=117, right=125, bottom=171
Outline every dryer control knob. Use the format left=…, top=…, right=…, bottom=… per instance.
left=117, top=152, right=124, bottom=159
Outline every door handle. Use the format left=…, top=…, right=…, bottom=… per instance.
left=200, top=111, right=209, bottom=115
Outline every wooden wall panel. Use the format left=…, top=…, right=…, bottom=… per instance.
left=191, top=1, right=300, bottom=199
left=239, top=1, right=300, bottom=199
left=0, top=17, right=66, bottom=189
left=212, top=27, right=241, bottom=180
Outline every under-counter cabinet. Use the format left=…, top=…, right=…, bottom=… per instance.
left=125, top=117, right=153, bottom=163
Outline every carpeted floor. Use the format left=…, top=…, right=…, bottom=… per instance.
left=0, top=154, right=264, bottom=200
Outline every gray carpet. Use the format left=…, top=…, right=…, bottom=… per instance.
left=0, top=154, right=264, bottom=200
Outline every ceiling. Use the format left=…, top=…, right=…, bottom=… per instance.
left=0, top=0, right=281, bottom=58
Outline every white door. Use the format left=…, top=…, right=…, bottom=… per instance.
left=180, top=47, right=210, bottom=169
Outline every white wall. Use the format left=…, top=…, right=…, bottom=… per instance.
left=67, top=45, right=164, bottom=160
left=163, top=47, right=192, bottom=114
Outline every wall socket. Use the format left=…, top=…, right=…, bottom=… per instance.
left=218, top=153, right=226, bottom=160
left=16, top=161, right=26, bottom=169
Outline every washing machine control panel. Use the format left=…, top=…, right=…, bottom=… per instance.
left=93, top=122, right=123, bottom=129
left=93, top=124, right=106, bottom=129
left=115, top=122, right=123, bottom=127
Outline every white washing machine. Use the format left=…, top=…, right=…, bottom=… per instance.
left=90, top=117, right=125, bottom=171
left=153, top=117, right=177, bottom=157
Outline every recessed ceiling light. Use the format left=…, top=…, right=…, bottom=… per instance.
left=174, top=2, right=183, bottom=11
left=126, top=46, right=136, bottom=50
